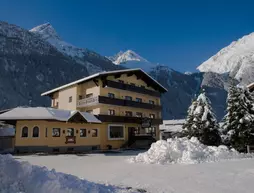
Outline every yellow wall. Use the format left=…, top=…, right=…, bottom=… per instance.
left=100, top=86, right=160, bottom=105
left=15, top=120, right=100, bottom=147
left=57, top=85, right=78, bottom=110
left=77, top=80, right=100, bottom=98
left=99, top=105, right=161, bottom=118
left=15, top=120, right=160, bottom=150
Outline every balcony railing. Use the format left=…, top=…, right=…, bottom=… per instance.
left=77, top=96, right=99, bottom=107
left=77, top=95, right=162, bottom=110
left=106, top=80, right=161, bottom=97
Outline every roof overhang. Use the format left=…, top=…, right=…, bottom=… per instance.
left=41, top=68, right=167, bottom=96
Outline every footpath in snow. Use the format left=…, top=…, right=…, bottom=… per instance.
left=0, top=154, right=139, bottom=193
left=129, top=137, right=254, bottom=164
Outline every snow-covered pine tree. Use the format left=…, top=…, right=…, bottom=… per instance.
left=222, top=83, right=254, bottom=152
left=182, top=90, right=221, bottom=146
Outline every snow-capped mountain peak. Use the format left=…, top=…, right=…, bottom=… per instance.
left=108, top=50, right=155, bottom=72
left=30, top=23, right=60, bottom=40
left=113, top=50, right=148, bottom=65
left=30, top=23, right=116, bottom=75
left=197, top=32, right=254, bottom=84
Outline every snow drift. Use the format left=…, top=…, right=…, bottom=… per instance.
left=129, top=137, right=254, bottom=164
left=0, top=155, right=136, bottom=193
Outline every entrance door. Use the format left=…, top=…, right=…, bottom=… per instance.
left=128, top=127, right=136, bottom=146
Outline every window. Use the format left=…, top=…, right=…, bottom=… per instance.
left=130, top=83, right=135, bottom=86
left=125, top=111, right=133, bottom=117
left=149, top=114, right=155, bottom=119
left=125, top=96, right=132, bottom=101
left=149, top=100, right=155, bottom=105
left=108, top=109, right=115, bottom=115
left=86, top=93, right=93, bottom=98
left=32, top=126, right=39, bottom=138
left=136, top=112, right=142, bottom=117
left=79, top=95, right=82, bottom=100
left=80, top=129, right=87, bottom=137
left=45, top=128, right=48, bottom=137
left=67, top=128, right=75, bottom=136
left=108, top=125, right=124, bottom=139
left=91, top=129, right=98, bottom=137
left=21, top=126, right=28, bottom=138
left=136, top=98, right=142, bottom=103
left=69, top=96, right=72, bottom=103
left=118, top=80, right=124, bottom=84
left=52, top=128, right=61, bottom=137
left=108, top=93, right=115, bottom=98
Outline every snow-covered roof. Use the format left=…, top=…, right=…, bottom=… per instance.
left=162, top=119, right=185, bottom=125
left=0, top=107, right=101, bottom=123
left=159, top=119, right=185, bottom=132
left=41, top=68, right=167, bottom=96
left=0, top=128, right=15, bottom=137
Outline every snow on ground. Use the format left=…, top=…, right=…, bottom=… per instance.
left=0, top=154, right=138, bottom=193
left=129, top=137, right=254, bottom=164
left=15, top=150, right=254, bottom=193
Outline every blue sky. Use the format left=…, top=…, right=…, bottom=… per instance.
left=1, top=0, right=253, bottom=72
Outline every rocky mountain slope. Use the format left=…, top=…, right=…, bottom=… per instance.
left=197, top=32, right=254, bottom=85
left=0, top=21, right=120, bottom=109
left=149, top=65, right=230, bottom=120
left=30, top=23, right=122, bottom=75
left=109, top=51, right=232, bottom=120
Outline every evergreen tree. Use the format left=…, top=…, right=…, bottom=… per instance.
left=182, top=90, right=221, bottom=146
left=222, top=83, right=254, bottom=152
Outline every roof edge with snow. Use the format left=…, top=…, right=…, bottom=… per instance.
left=0, top=107, right=101, bottom=124
left=41, top=68, right=167, bottom=96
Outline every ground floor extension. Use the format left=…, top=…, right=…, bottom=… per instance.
left=14, top=120, right=159, bottom=153
left=0, top=107, right=160, bottom=153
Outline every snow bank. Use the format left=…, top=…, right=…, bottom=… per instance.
left=0, top=155, right=136, bottom=193
left=129, top=137, right=254, bottom=164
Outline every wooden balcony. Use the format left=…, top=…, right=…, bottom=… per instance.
left=77, top=96, right=162, bottom=110
left=77, top=96, right=99, bottom=107
left=96, top=114, right=163, bottom=125
left=105, top=80, right=161, bottom=97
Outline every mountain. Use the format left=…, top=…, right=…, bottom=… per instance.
left=149, top=65, right=230, bottom=120
left=108, top=50, right=156, bottom=72
left=30, top=23, right=122, bottom=75
left=197, top=32, right=254, bottom=84
left=110, top=50, right=231, bottom=120
left=0, top=21, right=232, bottom=120
left=0, top=21, right=121, bottom=109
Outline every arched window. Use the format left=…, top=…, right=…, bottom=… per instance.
left=21, top=126, right=28, bottom=138
left=32, top=126, right=39, bottom=138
